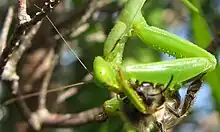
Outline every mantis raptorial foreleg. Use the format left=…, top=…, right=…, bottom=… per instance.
left=123, top=11, right=216, bottom=87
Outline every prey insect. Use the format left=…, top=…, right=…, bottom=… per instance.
left=101, top=73, right=204, bottom=132
left=132, top=76, right=203, bottom=132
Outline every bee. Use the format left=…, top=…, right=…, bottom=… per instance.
left=121, top=76, right=203, bottom=132
left=96, top=74, right=203, bottom=132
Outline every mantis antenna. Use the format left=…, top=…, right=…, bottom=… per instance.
left=34, top=4, right=92, bottom=75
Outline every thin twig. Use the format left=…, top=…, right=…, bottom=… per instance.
left=55, top=0, right=113, bottom=39
left=68, top=0, right=98, bottom=37
left=26, top=107, right=104, bottom=130
left=56, top=88, right=78, bottom=104
left=43, top=107, right=105, bottom=127
left=12, top=80, right=32, bottom=125
left=206, top=32, right=220, bottom=54
left=51, top=73, right=93, bottom=113
left=39, top=55, right=58, bottom=109
left=0, top=7, right=14, bottom=55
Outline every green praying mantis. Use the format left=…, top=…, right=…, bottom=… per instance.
left=90, top=0, right=217, bottom=131
left=42, top=0, right=216, bottom=131
left=4, top=0, right=217, bottom=131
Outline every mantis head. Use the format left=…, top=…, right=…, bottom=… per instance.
left=93, top=56, right=121, bottom=92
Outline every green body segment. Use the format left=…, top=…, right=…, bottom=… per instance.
left=124, top=58, right=210, bottom=87
left=133, top=12, right=216, bottom=64
left=123, top=12, right=217, bottom=87
left=118, top=68, right=147, bottom=113
left=103, top=0, right=146, bottom=58
left=104, top=97, right=122, bottom=116
left=103, top=21, right=127, bottom=66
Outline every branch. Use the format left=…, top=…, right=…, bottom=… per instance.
left=6, top=22, right=42, bottom=131
left=55, top=0, right=113, bottom=39
left=18, top=0, right=31, bottom=24
left=56, top=88, right=78, bottom=105
left=12, top=80, right=32, bottom=125
left=2, top=22, right=42, bottom=81
left=206, top=32, right=220, bottom=54
left=38, top=55, right=58, bottom=109
left=0, top=7, right=14, bottom=55
left=52, top=73, right=93, bottom=112
left=43, top=107, right=105, bottom=127
left=1, top=1, right=111, bottom=130
left=0, top=0, right=63, bottom=78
